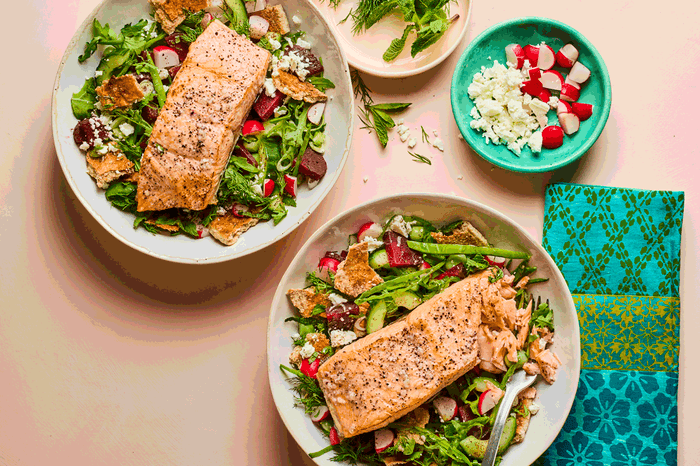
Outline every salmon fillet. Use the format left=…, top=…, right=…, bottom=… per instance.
left=137, top=20, right=271, bottom=212
left=316, top=272, right=490, bottom=438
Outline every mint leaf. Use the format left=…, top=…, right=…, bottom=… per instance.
left=383, top=25, right=414, bottom=62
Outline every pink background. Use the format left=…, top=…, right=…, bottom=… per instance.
left=1, top=0, right=698, bottom=464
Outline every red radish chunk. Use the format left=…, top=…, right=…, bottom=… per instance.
left=523, top=44, right=539, bottom=67
left=323, top=251, right=346, bottom=262
left=329, top=426, right=341, bottom=445
left=283, top=45, right=324, bottom=77
left=383, top=230, right=423, bottom=267
left=485, top=255, right=506, bottom=267
left=242, top=120, right=265, bottom=136
left=419, top=261, right=432, bottom=270
left=527, top=67, right=542, bottom=80
left=537, top=44, right=556, bottom=70
left=437, top=263, right=467, bottom=280
left=299, top=148, right=327, bottom=181
left=249, top=15, right=270, bottom=40
left=168, top=65, right=181, bottom=79
left=537, top=89, right=552, bottom=103
left=254, top=90, right=286, bottom=121
left=263, top=178, right=275, bottom=197
left=152, top=45, right=180, bottom=69
left=358, top=222, right=383, bottom=241
left=520, top=79, right=543, bottom=97
left=300, top=357, right=321, bottom=378
left=307, top=102, right=326, bottom=125
left=571, top=102, right=593, bottom=121
left=433, top=396, right=458, bottom=422
left=556, top=43, right=579, bottom=68
left=374, top=429, right=395, bottom=453
left=557, top=100, right=573, bottom=115
left=478, top=389, right=503, bottom=415
left=232, top=203, right=250, bottom=218
left=540, top=70, right=564, bottom=91
left=310, top=405, right=330, bottom=423
left=504, top=44, right=525, bottom=69
left=283, top=174, right=297, bottom=197
left=542, top=125, right=564, bottom=149
left=318, top=256, right=340, bottom=274
left=569, top=61, right=591, bottom=84
left=327, top=303, right=359, bottom=331
left=559, top=113, right=580, bottom=135
left=163, top=32, right=190, bottom=61
left=564, top=76, right=581, bottom=90
left=73, top=118, right=109, bottom=149
left=233, top=142, right=258, bottom=169
left=201, top=12, right=215, bottom=29
left=560, top=83, right=580, bottom=102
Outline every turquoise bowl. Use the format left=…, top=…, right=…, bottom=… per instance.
left=451, top=17, right=612, bottom=173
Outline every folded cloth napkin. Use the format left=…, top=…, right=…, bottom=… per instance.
left=538, top=183, right=685, bottom=465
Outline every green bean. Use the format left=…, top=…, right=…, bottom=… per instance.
left=407, top=241, right=531, bottom=259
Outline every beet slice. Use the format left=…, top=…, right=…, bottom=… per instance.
left=283, top=45, right=324, bottom=77
left=164, top=32, right=189, bottom=61
left=232, top=142, right=258, bottom=170
left=327, top=303, right=358, bottom=331
left=437, top=263, right=467, bottom=280
left=298, top=147, right=327, bottom=180
left=254, top=90, right=285, bottom=121
left=383, top=231, right=423, bottom=267
left=323, top=251, right=345, bottom=262
left=73, top=118, right=109, bottom=149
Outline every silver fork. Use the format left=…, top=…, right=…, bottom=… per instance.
left=482, top=371, right=537, bottom=466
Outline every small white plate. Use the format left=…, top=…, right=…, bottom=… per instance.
left=267, top=193, right=580, bottom=466
left=315, top=0, right=472, bottom=78
left=52, top=0, right=354, bottom=264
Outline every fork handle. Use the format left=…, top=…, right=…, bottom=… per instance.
left=482, top=388, right=519, bottom=466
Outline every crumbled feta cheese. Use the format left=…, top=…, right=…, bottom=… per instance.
left=300, top=342, right=316, bottom=359
left=457, top=175, right=464, bottom=180
left=251, top=184, right=263, bottom=196
left=361, top=236, right=384, bottom=252
left=397, top=118, right=404, bottom=125
left=79, top=142, right=89, bottom=151
left=330, top=329, right=358, bottom=348
left=407, top=137, right=417, bottom=148
left=389, top=215, right=412, bottom=237
left=529, top=131, right=543, bottom=153
left=433, top=130, right=439, bottom=137
left=119, top=122, right=135, bottom=137
left=217, top=207, right=227, bottom=216
left=363, top=177, right=369, bottom=183
left=274, top=51, right=310, bottom=80
left=292, top=15, right=302, bottom=25
left=329, top=293, right=348, bottom=306
left=548, top=95, right=559, bottom=109
left=268, top=36, right=281, bottom=50
left=397, top=124, right=411, bottom=142
left=96, top=145, right=109, bottom=155
left=529, top=402, right=541, bottom=415
left=158, top=68, right=169, bottom=80
left=291, top=333, right=300, bottom=340
left=274, top=106, right=288, bottom=117
left=95, top=70, right=103, bottom=77
left=432, top=138, right=444, bottom=151
left=264, top=78, right=277, bottom=97
left=296, top=38, right=312, bottom=49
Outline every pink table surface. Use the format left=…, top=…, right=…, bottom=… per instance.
left=1, top=0, right=698, bottom=464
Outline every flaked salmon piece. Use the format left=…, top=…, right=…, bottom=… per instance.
left=316, top=273, right=486, bottom=438
left=137, top=20, right=270, bottom=212
left=529, top=327, right=561, bottom=384
left=149, top=0, right=209, bottom=34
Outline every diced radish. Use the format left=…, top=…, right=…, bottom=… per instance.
left=284, top=174, right=297, bottom=197
left=571, top=102, right=593, bottom=121
left=523, top=45, right=539, bottom=66
left=152, top=46, right=180, bottom=69
left=318, top=257, right=341, bottom=274
left=542, top=125, right=564, bottom=149
left=196, top=224, right=210, bottom=239
left=232, top=203, right=250, bottom=218
left=374, top=429, right=395, bottom=453
left=558, top=113, right=580, bottom=135
left=560, top=83, right=580, bottom=102
left=310, top=405, right=330, bottom=423
left=329, top=426, right=340, bottom=445
left=300, top=358, right=320, bottom=378
left=537, top=89, right=552, bottom=104
left=433, top=396, right=458, bottom=422
left=201, top=12, right=214, bottom=29
left=504, top=44, right=525, bottom=69
left=564, top=77, right=581, bottom=90
left=520, top=79, right=543, bottom=97
left=537, top=44, right=556, bottom=70
left=358, top=222, right=383, bottom=241
left=249, top=15, right=270, bottom=40
left=242, top=120, right=264, bottom=136
left=437, top=263, right=467, bottom=280
left=307, top=102, right=326, bottom=125
left=568, top=61, right=591, bottom=84
left=263, top=178, right=275, bottom=197
left=384, top=230, right=423, bottom=267
left=556, top=43, right=579, bottom=68
left=540, top=70, right=564, bottom=91
left=420, top=261, right=431, bottom=270
left=485, top=255, right=506, bottom=267
left=478, top=389, right=504, bottom=415
left=557, top=100, right=573, bottom=115
left=527, top=67, right=541, bottom=80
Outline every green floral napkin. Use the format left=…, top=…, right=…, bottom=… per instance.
left=539, top=183, right=684, bottom=465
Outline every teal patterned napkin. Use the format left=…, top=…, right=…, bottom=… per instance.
left=538, top=183, right=684, bottom=465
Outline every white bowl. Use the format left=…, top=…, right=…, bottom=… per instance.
left=51, top=0, right=354, bottom=264
left=267, top=193, right=580, bottom=466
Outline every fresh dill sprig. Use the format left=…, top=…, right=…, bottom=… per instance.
left=279, top=365, right=326, bottom=414
left=421, top=125, right=430, bottom=143
left=409, top=151, right=431, bottom=165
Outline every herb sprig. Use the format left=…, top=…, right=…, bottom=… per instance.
left=409, top=151, right=431, bottom=165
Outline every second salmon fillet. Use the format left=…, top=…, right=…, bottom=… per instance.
left=317, top=272, right=489, bottom=438
left=137, top=20, right=271, bottom=212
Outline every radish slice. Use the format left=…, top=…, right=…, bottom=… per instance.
left=310, top=405, right=330, bottom=423
left=433, top=396, right=458, bottom=422
left=420, top=261, right=432, bottom=270
left=485, top=255, right=506, bottom=267
left=558, top=113, right=580, bottom=135
left=557, top=100, right=573, bottom=115
left=329, top=426, right=340, bottom=445
left=201, top=12, right=214, bottom=29
left=560, top=83, right=580, bottom=102
left=284, top=174, right=297, bottom=197
left=152, top=46, right=180, bottom=69
left=478, top=389, right=504, bottom=415
left=523, top=45, right=539, bottom=67
left=527, top=67, right=541, bottom=80
left=300, top=358, right=320, bottom=378
left=318, top=257, right=340, bottom=273
left=242, top=120, right=264, bottom=136
left=556, top=43, right=579, bottom=68
left=358, top=222, right=383, bottom=241
left=232, top=203, right=250, bottom=218
left=537, top=89, right=552, bottom=104
left=249, top=15, right=270, bottom=40
left=564, top=77, right=581, bottom=90
left=568, top=62, right=591, bottom=84
left=307, top=102, right=326, bottom=125
left=374, top=429, right=395, bottom=453
left=504, top=44, right=525, bottom=69
left=196, top=224, right=210, bottom=239
left=537, top=44, right=556, bottom=70
left=263, top=178, right=275, bottom=197
left=540, top=70, right=564, bottom=91
left=542, top=125, right=564, bottom=149
left=571, top=102, right=593, bottom=121
left=520, top=79, right=543, bottom=97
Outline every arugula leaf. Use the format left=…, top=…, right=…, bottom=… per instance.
left=531, top=302, right=554, bottom=331
left=71, top=78, right=97, bottom=119
left=105, top=181, right=138, bottom=212
left=383, top=25, right=414, bottom=62
left=308, top=76, right=336, bottom=92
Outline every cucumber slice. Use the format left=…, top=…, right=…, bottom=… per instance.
left=96, top=51, right=130, bottom=85
left=393, top=290, right=421, bottom=310
left=368, top=248, right=390, bottom=269
left=366, top=300, right=388, bottom=334
left=460, top=416, right=517, bottom=459
left=408, top=225, right=425, bottom=241
left=225, top=0, right=250, bottom=35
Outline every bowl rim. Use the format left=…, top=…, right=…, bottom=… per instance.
left=51, top=0, right=355, bottom=264
left=266, top=191, right=581, bottom=465
left=340, top=0, right=473, bottom=78
left=450, top=16, right=612, bottom=173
